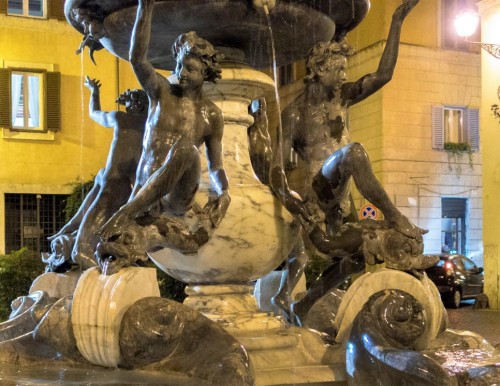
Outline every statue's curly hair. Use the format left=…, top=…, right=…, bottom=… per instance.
left=116, top=89, right=148, bottom=109
left=304, top=40, right=354, bottom=84
left=171, top=31, right=224, bottom=83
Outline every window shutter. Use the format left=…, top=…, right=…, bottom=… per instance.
left=45, top=71, right=61, bottom=132
left=0, top=68, right=12, bottom=129
left=0, top=1, right=7, bottom=14
left=467, top=108, right=480, bottom=151
left=48, top=0, right=66, bottom=21
left=432, top=105, right=444, bottom=150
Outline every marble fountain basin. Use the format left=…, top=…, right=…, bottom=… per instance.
left=149, top=185, right=301, bottom=284
left=65, top=0, right=370, bottom=69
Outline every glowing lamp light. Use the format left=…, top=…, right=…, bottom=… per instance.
left=454, top=11, right=480, bottom=38
left=454, top=11, right=500, bottom=59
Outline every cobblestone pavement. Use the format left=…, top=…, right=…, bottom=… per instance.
left=446, top=301, right=500, bottom=347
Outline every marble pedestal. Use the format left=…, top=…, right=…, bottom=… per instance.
left=184, top=283, right=348, bottom=385
left=149, top=64, right=299, bottom=284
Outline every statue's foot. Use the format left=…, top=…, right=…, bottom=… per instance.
left=42, top=233, right=76, bottom=272
left=194, top=227, right=209, bottom=247
left=150, top=215, right=210, bottom=255
left=390, top=215, right=428, bottom=243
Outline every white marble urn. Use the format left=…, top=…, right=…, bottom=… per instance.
left=149, top=64, right=299, bottom=284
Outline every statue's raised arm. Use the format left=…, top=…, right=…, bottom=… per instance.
left=130, top=0, right=166, bottom=99
left=84, top=76, right=118, bottom=128
left=344, top=0, right=419, bottom=106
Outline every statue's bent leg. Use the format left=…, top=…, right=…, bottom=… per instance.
left=161, top=147, right=201, bottom=215
left=50, top=168, right=104, bottom=240
left=313, top=142, right=424, bottom=239
left=339, top=142, right=401, bottom=221
left=312, top=145, right=354, bottom=232
left=71, top=177, right=132, bottom=268
left=129, top=143, right=200, bottom=217
left=100, top=143, right=200, bottom=239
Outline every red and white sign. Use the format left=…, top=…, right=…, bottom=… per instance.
left=359, top=204, right=379, bottom=220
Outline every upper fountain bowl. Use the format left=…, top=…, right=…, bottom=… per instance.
left=65, top=0, right=370, bottom=69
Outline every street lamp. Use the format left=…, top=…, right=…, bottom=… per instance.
left=455, top=10, right=500, bottom=59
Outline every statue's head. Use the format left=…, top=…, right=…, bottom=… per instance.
left=116, top=89, right=148, bottom=114
left=171, top=31, right=223, bottom=85
left=304, top=40, right=354, bottom=85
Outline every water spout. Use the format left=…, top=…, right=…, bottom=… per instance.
left=253, top=0, right=276, bottom=14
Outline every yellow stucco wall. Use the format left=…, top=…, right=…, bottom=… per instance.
left=0, top=14, right=147, bottom=253
left=478, top=0, right=500, bottom=310
left=348, top=0, right=483, bottom=264
left=348, top=0, right=438, bottom=50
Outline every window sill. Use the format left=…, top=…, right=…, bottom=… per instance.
left=2, top=128, right=54, bottom=141
left=6, top=13, right=47, bottom=20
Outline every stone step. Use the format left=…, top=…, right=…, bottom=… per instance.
left=254, top=364, right=348, bottom=386
left=249, top=347, right=320, bottom=370
left=235, top=331, right=300, bottom=351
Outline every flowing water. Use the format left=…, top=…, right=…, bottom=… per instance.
left=262, top=5, right=297, bottom=324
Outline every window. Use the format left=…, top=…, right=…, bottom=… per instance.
left=442, top=0, right=481, bottom=51
left=432, top=105, right=479, bottom=150
left=7, top=0, right=46, bottom=18
left=4, top=193, right=68, bottom=255
left=0, top=68, right=60, bottom=132
left=11, top=71, right=43, bottom=130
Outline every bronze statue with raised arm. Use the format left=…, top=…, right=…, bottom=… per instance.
left=43, top=77, right=148, bottom=272
left=252, top=0, right=436, bottom=322
left=97, top=0, right=230, bottom=274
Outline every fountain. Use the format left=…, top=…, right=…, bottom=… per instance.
left=1, top=0, right=499, bottom=385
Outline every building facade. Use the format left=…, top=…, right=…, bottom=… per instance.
left=0, top=1, right=485, bottom=270
left=0, top=0, right=140, bottom=255
left=349, top=0, right=483, bottom=266
left=477, top=0, right=500, bottom=310
left=276, top=0, right=483, bottom=265
left=347, top=0, right=483, bottom=265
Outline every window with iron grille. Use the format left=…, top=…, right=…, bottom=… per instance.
left=4, top=193, right=68, bottom=255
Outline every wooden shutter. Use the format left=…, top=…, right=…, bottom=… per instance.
left=432, top=105, right=444, bottom=150
left=0, top=68, right=12, bottom=129
left=0, top=1, right=7, bottom=14
left=467, top=108, right=480, bottom=151
left=45, top=71, right=61, bottom=132
left=48, top=0, right=66, bottom=21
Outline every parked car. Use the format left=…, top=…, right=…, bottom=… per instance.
left=425, top=254, right=484, bottom=308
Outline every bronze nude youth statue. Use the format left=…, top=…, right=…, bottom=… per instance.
left=96, top=0, right=230, bottom=274
left=249, top=0, right=438, bottom=322
left=43, top=78, right=148, bottom=272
